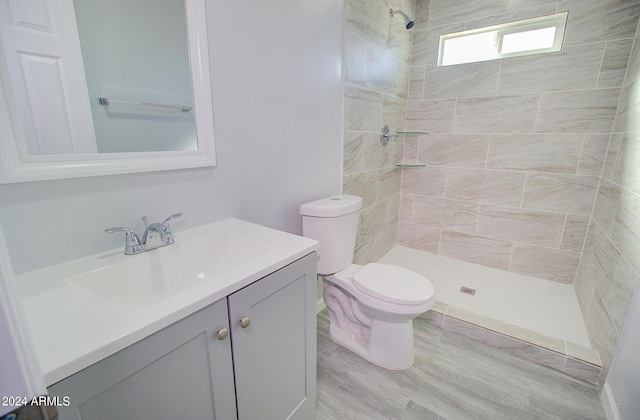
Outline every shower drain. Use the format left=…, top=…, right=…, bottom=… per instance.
left=459, top=286, right=476, bottom=296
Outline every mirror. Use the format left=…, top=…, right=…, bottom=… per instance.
left=0, top=0, right=215, bottom=183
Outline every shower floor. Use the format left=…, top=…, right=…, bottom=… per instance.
left=377, top=245, right=602, bottom=386
left=379, top=245, right=591, bottom=347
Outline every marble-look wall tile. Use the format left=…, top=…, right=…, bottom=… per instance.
left=373, top=223, right=398, bottom=261
left=561, top=214, right=590, bottom=252
left=345, top=3, right=388, bottom=47
left=612, top=132, right=640, bottom=194
left=430, top=0, right=510, bottom=26
left=410, top=23, right=463, bottom=68
left=345, top=31, right=367, bottom=86
left=382, top=96, right=408, bottom=132
left=560, top=0, right=640, bottom=46
left=521, top=173, right=599, bottom=215
left=418, top=134, right=490, bottom=168
left=597, top=39, right=635, bottom=89
left=353, top=234, right=375, bottom=265
left=613, top=79, right=640, bottom=133
left=603, top=133, right=622, bottom=179
left=510, top=244, right=580, bottom=283
left=343, top=171, right=379, bottom=208
left=398, top=221, right=440, bottom=253
left=413, top=196, right=479, bottom=233
left=607, top=257, right=639, bottom=333
left=487, top=133, right=582, bottom=173
left=378, top=167, right=402, bottom=201
left=439, top=230, right=512, bottom=270
left=577, top=134, right=610, bottom=176
left=364, top=133, right=394, bottom=171
left=344, top=85, right=382, bottom=131
left=367, top=67, right=400, bottom=103
left=401, top=166, right=448, bottom=197
left=454, top=95, right=540, bottom=134
left=342, top=0, right=415, bottom=266
left=508, top=0, right=558, bottom=11
left=465, top=4, right=558, bottom=31
left=424, top=61, right=500, bottom=99
left=358, top=200, right=390, bottom=245
left=414, top=0, right=431, bottom=28
left=477, top=205, right=566, bottom=247
left=498, top=44, right=604, bottom=95
left=591, top=179, right=622, bottom=235
left=624, top=34, right=640, bottom=88
left=588, top=229, right=621, bottom=297
left=582, top=220, right=599, bottom=262
left=406, top=99, right=456, bottom=132
left=574, top=262, right=597, bottom=320
left=388, top=193, right=401, bottom=226
left=536, top=89, right=621, bottom=133
left=402, top=134, right=420, bottom=164
left=399, top=194, right=413, bottom=222
left=343, top=131, right=364, bottom=175
left=408, top=66, right=426, bottom=101
left=446, top=168, right=525, bottom=206
left=585, top=289, right=620, bottom=377
left=611, top=189, right=640, bottom=271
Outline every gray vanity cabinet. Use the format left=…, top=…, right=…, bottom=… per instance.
left=229, top=252, right=317, bottom=420
left=48, top=252, right=317, bottom=420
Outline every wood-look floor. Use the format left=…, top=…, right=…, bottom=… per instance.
left=316, top=309, right=606, bottom=420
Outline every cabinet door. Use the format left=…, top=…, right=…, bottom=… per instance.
left=228, top=252, right=317, bottom=420
left=49, top=298, right=237, bottom=420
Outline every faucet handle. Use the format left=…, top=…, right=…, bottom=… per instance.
left=105, top=227, right=144, bottom=255
left=162, top=213, right=182, bottom=226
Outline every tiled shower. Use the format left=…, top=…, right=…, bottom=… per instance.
left=342, top=0, right=640, bottom=384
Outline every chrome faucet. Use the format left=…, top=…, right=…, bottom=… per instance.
left=105, top=213, right=182, bottom=255
left=141, top=213, right=182, bottom=246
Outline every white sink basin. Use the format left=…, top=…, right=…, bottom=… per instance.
left=67, top=232, right=274, bottom=299
left=17, top=218, right=319, bottom=386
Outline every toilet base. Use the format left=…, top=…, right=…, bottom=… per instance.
left=328, top=318, right=415, bottom=370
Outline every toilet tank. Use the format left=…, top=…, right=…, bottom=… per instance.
left=300, top=195, right=362, bottom=275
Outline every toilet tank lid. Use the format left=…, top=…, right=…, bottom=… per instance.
left=300, top=195, right=362, bottom=217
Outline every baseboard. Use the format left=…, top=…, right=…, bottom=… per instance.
left=601, top=382, right=621, bottom=420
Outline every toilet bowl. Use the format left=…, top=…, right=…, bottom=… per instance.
left=322, top=263, right=434, bottom=369
left=299, top=194, right=435, bottom=370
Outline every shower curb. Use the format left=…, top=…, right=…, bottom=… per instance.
left=424, top=301, right=603, bottom=389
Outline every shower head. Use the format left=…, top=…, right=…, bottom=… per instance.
left=390, top=9, right=415, bottom=29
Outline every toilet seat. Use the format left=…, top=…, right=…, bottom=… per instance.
left=353, top=263, right=434, bottom=305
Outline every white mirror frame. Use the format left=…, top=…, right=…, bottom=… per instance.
left=0, top=0, right=215, bottom=184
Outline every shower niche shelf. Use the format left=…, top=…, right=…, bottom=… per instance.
left=395, top=163, right=427, bottom=168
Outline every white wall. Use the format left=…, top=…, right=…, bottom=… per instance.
left=0, top=0, right=345, bottom=274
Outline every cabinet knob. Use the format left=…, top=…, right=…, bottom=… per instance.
left=217, top=328, right=229, bottom=341
left=240, top=317, right=251, bottom=328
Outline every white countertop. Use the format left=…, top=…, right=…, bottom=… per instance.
left=16, top=218, right=318, bottom=386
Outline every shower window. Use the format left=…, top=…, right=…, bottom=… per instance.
left=437, top=12, right=568, bottom=66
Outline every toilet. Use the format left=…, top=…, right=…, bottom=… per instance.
left=300, top=194, right=435, bottom=370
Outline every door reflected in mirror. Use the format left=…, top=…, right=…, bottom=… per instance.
left=0, top=0, right=215, bottom=183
